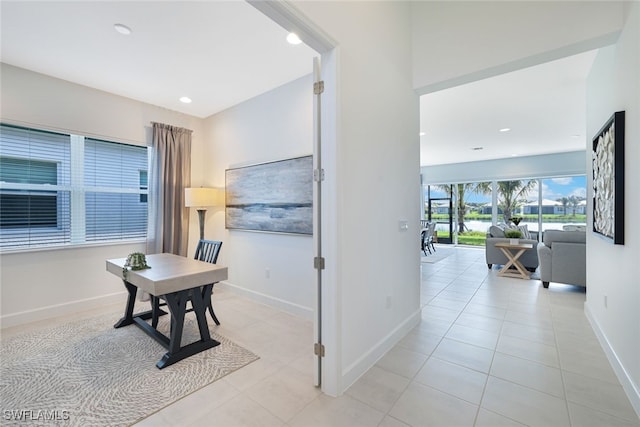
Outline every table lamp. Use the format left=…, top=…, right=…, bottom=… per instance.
left=185, top=187, right=223, bottom=240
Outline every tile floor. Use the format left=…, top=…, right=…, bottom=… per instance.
left=4, top=245, right=639, bottom=426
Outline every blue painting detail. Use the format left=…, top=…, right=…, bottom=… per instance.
left=225, top=156, right=313, bottom=235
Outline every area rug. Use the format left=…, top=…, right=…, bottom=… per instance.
left=0, top=310, right=258, bottom=426
left=421, top=246, right=454, bottom=264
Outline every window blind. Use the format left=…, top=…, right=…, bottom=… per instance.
left=0, top=124, right=148, bottom=250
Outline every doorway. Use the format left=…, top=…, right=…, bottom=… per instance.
left=426, top=186, right=453, bottom=244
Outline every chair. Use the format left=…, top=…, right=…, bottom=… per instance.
left=194, top=239, right=223, bottom=325
left=151, top=239, right=223, bottom=328
left=421, top=222, right=436, bottom=255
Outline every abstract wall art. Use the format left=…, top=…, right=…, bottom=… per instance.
left=592, top=111, right=625, bottom=245
left=225, top=155, right=313, bottom=235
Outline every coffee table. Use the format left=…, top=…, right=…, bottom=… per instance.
left=494, top=242, right=534, bottom=279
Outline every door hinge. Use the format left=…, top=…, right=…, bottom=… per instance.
left=313, top=168, right=325, bottom=182
left=314, top=342, right=325, bottom=357
left=314, top=81, right=325, bottom=95
left=314, top=256, right=325, bottom=270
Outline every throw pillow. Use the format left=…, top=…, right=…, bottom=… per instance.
left=489, top=225, right=505, bottom=238
left=517, top=225, right=531, bottom=239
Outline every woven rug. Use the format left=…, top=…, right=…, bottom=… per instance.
left=0, top=310, right=258, bottom=426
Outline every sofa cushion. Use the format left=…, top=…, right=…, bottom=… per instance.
left=543, top=230, right=586, bottom=246
left=489, top=225, right=505, bottom=238
left=517, top=225, right=531, bottom=239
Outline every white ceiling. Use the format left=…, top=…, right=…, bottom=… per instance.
left=0, top=1, right=318, bottom=118
left=420, top=50, right=598, bottom=166
left=1, top=1, right=596, bottom=167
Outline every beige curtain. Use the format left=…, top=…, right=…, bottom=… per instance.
left=146, top=122, right=192, bottom=256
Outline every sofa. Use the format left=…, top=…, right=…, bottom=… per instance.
left=537, top=229, right=586, bottom=288
left=486, top=225, right=539, bottom=272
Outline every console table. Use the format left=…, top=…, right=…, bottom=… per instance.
left=494, top=242, right=534, bottom=279
left=106, top=253, right=228, bottom=369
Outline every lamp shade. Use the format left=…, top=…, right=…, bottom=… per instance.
left=184, top=187, right=223, bottom=208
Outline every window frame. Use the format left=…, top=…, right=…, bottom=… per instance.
left=0, top=123, right=149, bottom=252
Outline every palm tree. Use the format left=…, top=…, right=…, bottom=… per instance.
left=435, top=183, right=485, bottom=232
left=477, top=180, right=536, bottom=224
left=498, top=180, right=536, bottom=223
left=557, top=197, right=569, bottom=215
left=567, top=195, right=580, bottom=216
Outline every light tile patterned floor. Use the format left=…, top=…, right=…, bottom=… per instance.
left=4, top=246, right=639, bottom=426
left=139, top=245, right=640, bottom=426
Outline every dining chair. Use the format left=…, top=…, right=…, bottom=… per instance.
left=194, top=239, right=223, bottom=325
left=151, top=239, right=223, bottom=328
left=421, top=222, right=436, bottom=255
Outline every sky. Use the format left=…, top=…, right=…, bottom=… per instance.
left=426, top=175, right=587, bottom=204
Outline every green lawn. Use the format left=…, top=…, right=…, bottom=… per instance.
left=436, top=231, right=486, bottom=246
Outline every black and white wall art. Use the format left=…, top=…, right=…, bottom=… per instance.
left=592, top=111, right=625, bottom=245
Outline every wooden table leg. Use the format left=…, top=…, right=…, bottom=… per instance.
left=497, top=248, right=530, bottom=279
left=114, top=280, right=138, bottom=328
left=114, top=280, right=165, bottom=328
left=155, top=289, right=220, bottom=369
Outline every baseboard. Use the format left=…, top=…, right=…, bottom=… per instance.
left=0, top=291, right=128, bottom=329
left=341, top=309, right=422, bottom=392
left=585, top=302, right=640, bottom=418
left=217, top=281, right=314, bottom=320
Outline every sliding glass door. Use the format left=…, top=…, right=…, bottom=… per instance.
left=423, top=175, right=586, bottom=246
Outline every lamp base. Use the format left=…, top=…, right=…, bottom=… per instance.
left=197, top=209, right=207, bottom=240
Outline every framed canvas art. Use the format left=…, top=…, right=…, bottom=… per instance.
left=592, top=111, right=625, bottom=245
left=225, top=155, right=313, bottom=235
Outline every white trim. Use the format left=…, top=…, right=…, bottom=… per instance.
left=0, top=291, right=127, bottom=329
left=247, top=0, right=337, bottom=54
left=585, top=302, right=640, bottom=418
left=217, top=281, right=313, bottom=320
left=341, top=309, right=421, bottom=391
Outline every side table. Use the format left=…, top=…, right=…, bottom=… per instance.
left=494, top=242, right=534, bottom=279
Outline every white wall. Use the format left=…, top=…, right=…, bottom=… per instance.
left=585, top=2, right=640, bottom=414
left=292, top=1, right=421, bottom=394
left=421, top=151, right=586, bottom=184
left=200, top=75, right=316, bottom=318
left=412, top=1, right=626, bottom=94
left=0, top=64, right=204, bottom=327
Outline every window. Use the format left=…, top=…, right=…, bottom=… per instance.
left=139, top=170, right=148, bottom=203
left=0, top=157, right=58, bottom=228
left=423, top=175, right=586, bottom=246
left=0, top=124, right=148, bottom=250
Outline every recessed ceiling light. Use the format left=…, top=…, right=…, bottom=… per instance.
left=419, top=132, right=426, bottom=136
left=499, top=128, right=511, bottom=132
left=511, top=153, right=518, bottom=157
left=179, top=96, right=192, bottom=104
left=286, top=32, right=302, bottom=45
left=114, top=23, right=132, bottom=35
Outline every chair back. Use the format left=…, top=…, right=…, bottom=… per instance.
left=423, top=222, right=435, bottom=239
left=194, top=239, right=223, bottom=264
